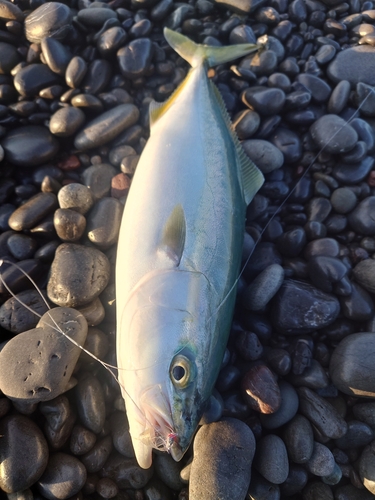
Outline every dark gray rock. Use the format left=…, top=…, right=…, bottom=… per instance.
left=0, top=0, right=24, bottom=22
left=49, top=107, right=85, bottom=137
left=189, top=418, right=256, bottom=500
left=269, top=127, right=302, bottom=163
left=81, top=163, right=117, bottom=200
left=349, top=196, right=375, bottom=235
left=243, top=87, right=285, bottom=114
left=101, top=453, right=153, bottom=488
left=14, top=63, right=62, bottom=96
left=0, top=415, right=49, bottom=493
left=41, top=37, right=72, bottom=76
left=0, top=289, right=49, bottom=333
left=74, top=104, right=139, bottom=150
left=305, top=442, right=335, bottom=477
left=117, top=38, right=154, bottom=79
left=359, top=441, right=375, bottom=494
left=70, top=424, right=97, bottom=455
left=340, top=282, right=374, bottom=322
left=0, top=307, right=87, bottom=402
left=37, top=452, right=87, bottom=500
left=98, top=27, right=127, bottom=57
left=53, top=208, right=86, bottom=242
left=75, top=374, right=106, bottom=434
left=260, top=380, right=299, bottom=429
left=214, top=0, right=266, bottom=13
left=0, top=42, right=19, bottom=74
left=2, top=126, right=59, bottom=167
left=110, top=411, right=135, bottom=458
left=328, top=80, right=351, bottom=114
left=8, top=192, right=58, bottom=230
left=254, top=434, right=289, bottom=484
left=25, top=2, right=72, bottom=43
left=242, top=139, right=284, bottom=173
left=47, top=243, right=110, bottom=307
left=242, top=263, right=284, bottom=310
left=330, top=332, right=375, bottom=397
left=296, top=74, right=332, bottom=103
left=65, top=56, right=87, bottom=89
left=7, top=233, right=37, bottom=260
left=86, top=197, right=123, bottom=249
left=81, top=59, right=112, bottom=95
left=81, top=436, right=113, bottom=473
left=310, top=114, right=358, bottom=154
left=335, top=420, right=374, bottom=450
left=77, top=7, right=118, bottom=27
left=327, top=45, right=375, bottom=86
left=283, top=414, right=314, bottom=464
left=57, top=183, right=94, bottom=215
left=353, top=258, right=375, bottom=294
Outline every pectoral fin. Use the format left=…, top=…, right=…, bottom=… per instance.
left=159, top=204, right=186, bottom=266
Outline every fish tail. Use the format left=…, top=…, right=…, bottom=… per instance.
left=163, top=27, right=260, bottom=68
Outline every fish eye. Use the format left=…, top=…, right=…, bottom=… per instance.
left=170, top=355, right=192, bottom=388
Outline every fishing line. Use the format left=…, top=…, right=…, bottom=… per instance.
left=212, top=85, right=375, bottom=317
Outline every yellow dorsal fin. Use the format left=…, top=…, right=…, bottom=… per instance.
left=210, top=81, right=264, bottom=205
left=160, top=204, right=186, bottom=266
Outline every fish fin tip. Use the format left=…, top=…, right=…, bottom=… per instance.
left=160, top=204, right=186, bottom=266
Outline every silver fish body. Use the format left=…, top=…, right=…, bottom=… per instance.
left=116, top=29, right=264, bottom=469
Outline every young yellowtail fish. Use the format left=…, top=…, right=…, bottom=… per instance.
left=115, top=28, right=265, bottom=469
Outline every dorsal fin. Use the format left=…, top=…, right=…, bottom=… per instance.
left=210, top=81, right=264, bottom=205
left=159, top=205, right=186, bottom=266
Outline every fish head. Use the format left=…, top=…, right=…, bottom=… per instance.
left=117, top=269, right=214, bottom=468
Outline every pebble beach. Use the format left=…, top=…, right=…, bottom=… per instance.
left=1, top=0, right=375, bottom=498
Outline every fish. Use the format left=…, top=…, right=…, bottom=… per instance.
left=116, top=27, right=265, bottom=470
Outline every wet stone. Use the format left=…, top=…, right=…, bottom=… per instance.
left=305, top=442, right=335, bottom=477
left=0, top=259, right=43, bottom=295
left=86, top=197, right=123, bottom=249
left=0, top=42, right=19, bottom=74
left=0, top=415, right=49, bottom=493
left=330, top=332, right=375, bottom=397
left=242, top=139, right=284, bottom=173
left=75, top=374, right=106, bottom=434
left=74, top=104, right=139, bottom=151
left=0, top=289, right=49, bottom=333
left=65, top=56, right=87, bottom=89
left=254, top=434, right=289, bottom=484
left=70, top=424, right=97, bottom=456
left=9, top=192, right=58, bottom=231
left=260, top=380, right=299, bottom=429
left=40, top=395, right=70, bottom=432
left=117, top=38, right=154, bottom=79
left=297, top=387, right=348, bottom=439
left=14, top=63, right=61, bottom=97
left=44, top=407, right=76, bottom=450
left=53, top=208, right=86, bottom=242
left=58, top=183, right=94, bottom=215
left=50, top=107, right=85, bottom=137
left=277, top=227, right=306, bottom=257
left=327, top=45, right=375, bottom=86
left=7, top=233, right=37, bottom=260
left=0, top=308, right=87, bottom=402
left=235, top=331, right=263, bottom=361
left=331, top=187, right=357, bottom=214
left=189, top=418, right=255, bottom=500
left=272, top=279, right=340, bottom=334
left=333, top=156, right=374, bottom=185
left=25, top=2, right=72, bottom=44
left=37, top=452, right=87, bottom=500
left=41, top=37, right=72, bottom=76
left=296, top=74, right=332, bottom=103
left=349, top=197, right=375, bottom=235
left=266, top=348, right=291, bottom=376
left=242, top=87, right=285, bottom=115
left=242, top=263, right=284, bottom=311
left=269, top=127, right=302, bottom=163
left=283, top=414, right=314, bottom=464
left=47, top=243, right=110, bottom=307
left=241, top=364, right=281, bottom=414
left=328, top=80, right=351, bottom=114
left=335, top=420, right=374, bottom=450
left=304, top=237, right=340, bottom=260
left=81, top=436, right=113, bottom=473
left=310, top=115, right=358, bottom=154
left=306, top=197, right=332, bottom=222
left=2, top=126, right=59, bottom=167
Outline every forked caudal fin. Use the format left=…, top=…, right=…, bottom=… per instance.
left=163, top=27, right=261, bottom=69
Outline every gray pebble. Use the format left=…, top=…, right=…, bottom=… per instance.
left=77, top=7, right=118, bottom=27
left=0, top=0, right=24, bottom=22
left=0, top=415, right=49, bottom=493
left=310, top=115, right=358, bottom=154
left=14, top=64, right=60, bottom=97
left=353, top=258, right=375, bottom=294
left=58, top=183, right=94, bottom=215
left=348, top=196, right=375, bottom=235
left=70, top=424, right=97, bottom=455
left=328, top=80, right=351, bottom=114
left=98, top=27, right=127, bottom=57
left=81, top=435, right=113, bottom=473
left=0, top=307, right=87, bottom=402
left=328, top=45, right=375, bottom=86
left=330, top=332, right=375, bottom=397
left=330, top=187, right=357, bottom=214
left=0, top=289, right=49, bottom=333
left=81, top=163, right=117, bottom=200
left=7, top=233, right=37, bottom=260
left=37, top=452, right=87, bottom=500
left=359, top=440, right=375, bottom=494
left=47, top=243, right=110, bottom=307
left=110, top=411, right=135, bottom=458
left=242, top=87, right=285, bottom=114
left=74, top=104, right=139, bottom=150
left=260, top=380, right=299, bottom=429
left=24, top=2, right=72, bottom=43
left=117, top=38, right=154, bottom=79
left=81, top=59, right=112, bottom=95
left=335, top=420, right=374, bottom=450
left=9, top=192, right=58, bottom=231
left=65, top=56, right=87, bottom=89
left=190, top=418, right=255, bottom=500
left=53, top=208, right=86, bottom=242
left=353, top=402, right=375, bottom=428
left=305, top=442, right=335, bottom=477
left=233, top=109, right=260, bottom=139
left=80, top=326, right=109, bottom=364
left=49, top=107, right=85, bottom=137
left=0, top=42, right=19, bottom=74
left=76, top=298, right=105, bottom=327
left=283, top=414, right=314, bottom=464
left=39, top=394, right=70, bottom=432
left=242, top=263, right=284, bottom=310
left=154, top=453, right=184, bottom=491
left=288, top=359, right=329, bottom=389
left=303, top=481, right=333, bottom=500
left=75, top=373, right=106, bottom=434
left=242, top=139, right=284, bottom=174
left=86, top=197, right=123, bottom=248
left=254, top=434, right=289, bottom=484
left=41, top=37, right=72, bottom=76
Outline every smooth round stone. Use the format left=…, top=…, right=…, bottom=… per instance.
left=242, top=87, right=285, bottom=115
left=276, top=227, right=306, bottom=257
left=268, top=72, right=291, bottom=92
left=289, top=359, right=329, bottom=389
left=244, top=242, right=282, bottom=281
left=0, top=259, right=43, bottom=295
left=310, top=115, right=358, bottom=154
left=2, top=126, right=59, bottom=167
left=331, top=187, right=357, bottom=214
left=335, top=420, right=374, bottom=450
left=14, top=64, right=61, bottom=97
left=47, top=243, right=110, bottom=307
left=74, top=104, right=139, bottom=151
left=0, top=415, right=49, bottom=493
left=53, top=208, right=86, bottom=242
left=75, top=374, right=106, bottom=434
left=65, top=56, right=87, bottom=89
left=296, top=74, right=332, bottom=103
left=154, top=453, right=184, bottom=491
left=0, top=42, right=19, bottom=74
left=81, top=436, right=113, bottom=473
left=247, top=471, right=280, bottom=500
left=242, top=263, right=284, bottom=311
left=305, top=442, right=335, bottom=477
left=284, top=89, right=311, bottom=110
left=254, top=434, right=289, bottom=484
left=50, top=107, right=85, bottom=137
left=77, top=7, right=118, bottom=27
left=0, top=289, right=49, bottom=333
left=9, top=192, right=58, bottom=230
left=360, top=441, right=375, bottom=494
left=353, top=402, right=375, bottom=428
left=38, top=452, right=87, bottom=500
left=40, top=395, right=70, bottom=432
left=108, top=145, right=136, bottom=167
left=25, top=2, right=72, bottom=43
left=272, top=279, right=340, bottom=334
left=333, top=156, right=374, bottom=184
left=233, top=109, right=260, bottom=139
left=81, top=163, right=117, bottom=200
left=241, top=364, right=281, bottom=414
left=101, top=454, right=153, bottom=489
left=341, top=141, right=367, bottom=164
left=86, top=197, right=123, bottom=249
left=110, top=412, right=134, bottom=458
left=41, top=37, right=72, bottom=76
left=349, top=197, right=375, bottom=235
left=218, top=366, right=240, bottom=393
left=350, top=118, right=375, bottom=152
left=283, top=414, right=314, bottom=464
left=335, top=484, right=375, bottom=500
left=297, top=387, right=347, bottom=439
left=189, top=419, right=255, bottom=500
left=117, top=38, right=154, bottom=79
left=308, top=256, right=348, bottom=294
left=0, top=308, right=87, bottom=402
left=304, top=237, right=340, bottom=260
left=81, top=59, right=112, bottom=95
left=316, top=44, right=336, bottom=65
left=353, top=259, right=375, bottom=294
left=328, top=45, right=375, bottom=86
left=260, top=380, right=299, bottom=429
left=229, top=24, right=256, bottom=43
left=330, top=332, right=375, bottom=397
left=303, top=482, right=334, bottom=500
left=70, top=424, right=97, bottom=455
left=80, top=326, right=109, bottom=364
left=58, top=183, right=94, bottom=215
left=242, top=139, right=283, bottom=173
left=266, top=348, right=291, bottom=376
left=7, top=233, right=37, bottom=260
left=269, top=127, right=302, bottom=163
left=328, top=80, right=351, bottom=114
left=96, top=478, right=118, bottom=498
left=281, top=464, right=308, bottom=496
left=71, top=95, right=103, bottom=113
left=340, top=282, right=374, bottom=322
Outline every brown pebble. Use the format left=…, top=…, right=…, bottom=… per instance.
left=241, top=364, right=281, bottom=414
left=53, top=208, right=86, bottom=242
left=57, top=155, right=81, bottom=170
left=111, top=173, right=131, bottom=199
